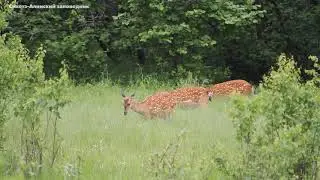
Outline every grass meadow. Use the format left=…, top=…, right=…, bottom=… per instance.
left=3, top=82, right=238, bottom=179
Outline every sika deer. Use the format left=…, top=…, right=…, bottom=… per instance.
left=210, top=79, right=254, bottom=96
left=121, top=90, right=176, bottom=120
left=169, top=87, right=213, bottom=109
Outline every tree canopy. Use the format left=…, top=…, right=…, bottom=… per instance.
left=3, top=0, right=320, bottom=84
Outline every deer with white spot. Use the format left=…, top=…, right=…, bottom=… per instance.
left=210, top=79, right=254, bottom=96
left=169, top=87, right=213, bottom=109
left=121, top=90, right=176, bottom=120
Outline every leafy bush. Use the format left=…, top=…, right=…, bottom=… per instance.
left=0, top=6, right=27, bottom=151
left=214, top=54, right=320, bottom=179
left=0, top=5, right=71, bottom=177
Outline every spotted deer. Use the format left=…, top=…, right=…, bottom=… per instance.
left=121, top=90, right=176, bottom=120
left=210, top=80, right=254, bottom=96
left=169, top=87, right=213, bottom=109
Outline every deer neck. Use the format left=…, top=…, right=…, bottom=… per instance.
left=130, top=100, right=149, bottom=116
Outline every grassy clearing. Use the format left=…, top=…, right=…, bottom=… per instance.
left=3, top=83, right=237, bottom=179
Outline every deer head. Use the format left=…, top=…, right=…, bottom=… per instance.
left=121, top=89, right=135, bottom=115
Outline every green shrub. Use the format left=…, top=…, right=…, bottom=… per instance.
left=0, top=6, right=28, bottom=151
left=0, top=4, right=71, bottom=177
left=214, top=54, right=320, bottom=179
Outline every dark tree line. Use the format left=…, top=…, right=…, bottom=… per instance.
left=3, top=0, right=320, bottom=84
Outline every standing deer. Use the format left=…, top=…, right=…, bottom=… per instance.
left=210, top=79, right=254, bottom=96
left=121, top=90, right=176, bottom=120
left=169, top=87, right=213, bottom=109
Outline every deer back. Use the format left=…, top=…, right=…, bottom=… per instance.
left=141, top=92, right=176, bottom=119
left=171, top=87, right=210, bottom=102
left=211, top=79, right=253, bottom=96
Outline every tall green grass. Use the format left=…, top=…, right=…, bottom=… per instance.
left=3, top=82, right=237, bottom=179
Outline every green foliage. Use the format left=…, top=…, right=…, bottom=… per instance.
left=113, top=0, right=264, bottom=81
left=13, top=48, right=71, bottom=177
left=6, top=0, right=114, bottom=82
left=4, top=0, right=320, bottom=85
left=46, top=28, right=107, bottom=81
left=0, top=5, right=10, bottom=30
left=216, top=1, right=320, bottom=82
left=0, top=5, right=29, bottom=150
left=1, top=7, right=71, bottom=177
left=215, top=54, right=320, bottom=179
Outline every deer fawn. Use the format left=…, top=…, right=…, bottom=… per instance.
left=210, top=79, right=254, bottom=96
left=121, top=90, right=176, bottom=120
left=169, top=87, right=213, bottom=109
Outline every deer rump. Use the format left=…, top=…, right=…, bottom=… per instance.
left=211, top=80, right=254, bottom=96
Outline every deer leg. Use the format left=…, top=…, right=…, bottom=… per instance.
left=144, top=113, right=151, bottom=120
left=163, top=112, right=170, bottom=121
left=159, top=110, right=170, bottom=121
left=168, top=112, right=173, bottom=121
left=198, top=97, right=210, bottom=108
left=161, top=112, right=171, bottom=122
left=178, top=100, right=199, bottom=109
left=201, top=100, right=209, bottom=108
left=201, top=102, right=209, bottom=108
left=163, top=112, right=169, bottom=121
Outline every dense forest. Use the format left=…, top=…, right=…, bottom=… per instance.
left=2, top=0, right=320, bottom=84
